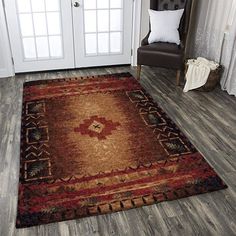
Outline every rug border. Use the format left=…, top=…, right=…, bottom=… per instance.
left=23, top=72, right=133, bottom=87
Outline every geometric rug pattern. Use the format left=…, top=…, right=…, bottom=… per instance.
left=17, top=73, right=227, bottom=228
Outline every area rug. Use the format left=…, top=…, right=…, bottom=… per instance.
left=17, top=73, right=227, bottom=228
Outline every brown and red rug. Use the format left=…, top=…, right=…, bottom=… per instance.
left=17, top=73, right=227, bottom=228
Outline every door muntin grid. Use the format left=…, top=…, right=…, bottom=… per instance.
left=82, top=0, right=124, bottom=56
left=16, top=0, right=64, bottom=61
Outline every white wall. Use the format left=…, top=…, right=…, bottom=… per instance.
left=0, top=0, right=14, bottom=78
left=131, top=0, right=149, bottom=66
left=140, top=0, right=150, bottom=40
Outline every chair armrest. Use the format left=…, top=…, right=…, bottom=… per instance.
left=141, top=31, right=151, bottom=46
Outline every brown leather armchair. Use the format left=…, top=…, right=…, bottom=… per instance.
left=137, top=0, right=193, bottom=85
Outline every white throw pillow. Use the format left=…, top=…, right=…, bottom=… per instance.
left=148, top=9, right=184, bottom=45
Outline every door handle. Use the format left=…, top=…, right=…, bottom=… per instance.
left=74, top=2, right=80, bottom=7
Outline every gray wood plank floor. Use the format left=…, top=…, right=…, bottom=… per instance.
left=0, top=66, right=236, bottom=236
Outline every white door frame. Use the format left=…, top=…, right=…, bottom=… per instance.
left=131, top=0, right=142, bottom=66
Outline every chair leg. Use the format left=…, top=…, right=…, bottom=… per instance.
left=176, top=70, right=181, bottom=86
left=137, top=65, right=142, bottom=80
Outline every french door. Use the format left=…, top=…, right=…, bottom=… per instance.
left=4, top=0, right=133, bottom=73
left=5, top=0, right=75, bottom=73
left=73, top=0, right=133, bottom=67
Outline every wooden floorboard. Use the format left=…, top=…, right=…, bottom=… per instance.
left=0, top=66, right=235, bottom=236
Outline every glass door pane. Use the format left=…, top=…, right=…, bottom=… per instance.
left=83, top=0, right=124, bottom=56
left=16, top=0, right=64, bottom=60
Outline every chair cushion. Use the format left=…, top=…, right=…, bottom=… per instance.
left=137, top=42, right=184, bottom=69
